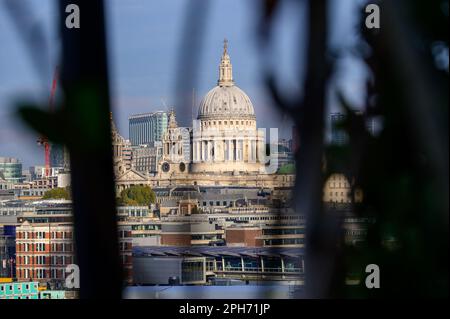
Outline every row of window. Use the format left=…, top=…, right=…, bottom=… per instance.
left=262, top=228, right=305, bottom=235
left=17, top=243, right=73, bottom=252
left=328, top=191, right=351, bottom=196
left=0, top=283, right=37, bottom=293
left=202, top=120, right=254, bottom=127
left=118, top=230, right=132, bottom=238
left=16, top=231, right=72, bottom=239
left=118, top=242, right=133, bottom=251
left=223, top=215, right=303, bottom=222
left=17, top=255, right=73, bottom=266
left=264, top=238, right=304, bottom=246
left=17, top=268, right=65, bottom=280
left=327, top=182, right=350, bottom=188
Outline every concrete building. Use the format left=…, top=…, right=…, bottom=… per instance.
left=160, top=221, right=224, bottom=246
left=57, top=170, right=71, bottom=188
left=0, top=172, right=13, bottom=191
left=29, top=166, right=63, bottom=180
left=0, top=157, right=23, bottom=184
left=225, top=223, right=305, bottom=248
left=323, top=173, right=363, bottom=204
left=129, top=111, right=168, bottom=146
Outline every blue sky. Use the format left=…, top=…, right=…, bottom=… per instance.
left=0, top=0, right=366, bottom=167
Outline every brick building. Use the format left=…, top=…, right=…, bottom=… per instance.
left=15, top=221, right=133, bottom=286
left=225, top=227, right=263, bottom=247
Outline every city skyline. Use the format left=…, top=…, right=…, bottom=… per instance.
left=0, top=0, right=366, bottom=167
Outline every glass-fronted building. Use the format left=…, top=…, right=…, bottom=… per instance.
left=0, top=157, right=23, bottom=183
left=129, top=111, right=169, bottom=146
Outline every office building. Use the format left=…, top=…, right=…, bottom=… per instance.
left=0, top=157, right=23, bottom=184
left=330, top=112, right=376, bottom=145
left=129, top=111, right=168, bottom=146
left=330, top=113, right=348, bottom=146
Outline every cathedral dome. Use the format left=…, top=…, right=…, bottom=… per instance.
left=197, top=39, right=255, bottom=121
left=198, top=85, right=255, bottom=120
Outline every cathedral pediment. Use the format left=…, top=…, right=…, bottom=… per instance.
left=116, top=169, right=148, bottom=182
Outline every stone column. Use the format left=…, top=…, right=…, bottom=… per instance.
left=197, top=141, right=201, bottom=162
left=251, top=139, right=257, bottom=162
left=201, top=140, right=205, bottom=161
left=193, top=141, right=197, bottom=161
left=213, top=140, right=217, bottom=162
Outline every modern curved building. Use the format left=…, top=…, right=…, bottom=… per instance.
left=0, top=157, right=23, bottom=183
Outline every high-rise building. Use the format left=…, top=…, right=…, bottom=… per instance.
left=330, top=113, right=348, bottom=146
left=50, top=144, right=63, bottom=168
left=128, top=111, right=169, bottom=146
left=0, top=157, right=23, bottom=184
left=330, top=112, right=376, bottom=146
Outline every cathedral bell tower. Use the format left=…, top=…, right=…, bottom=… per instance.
left=159, top=110, right=190, bottom=175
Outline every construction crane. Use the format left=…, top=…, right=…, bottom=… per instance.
left=37, top=66, right=59, bottom=178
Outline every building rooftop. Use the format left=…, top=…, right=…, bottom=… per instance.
left=133, top=246, right=304, bottom=258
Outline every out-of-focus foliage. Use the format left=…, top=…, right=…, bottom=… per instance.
left=325, top=0, right=448, bottom=298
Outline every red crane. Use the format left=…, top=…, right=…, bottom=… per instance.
left=37, top=66, right=59, bottom=177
